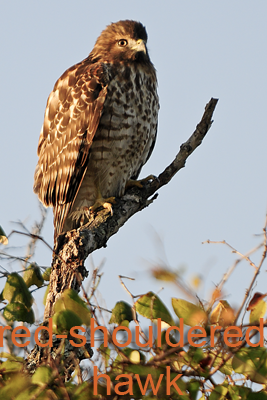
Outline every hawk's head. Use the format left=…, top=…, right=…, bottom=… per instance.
left=89, top=20, right=151, bottom=65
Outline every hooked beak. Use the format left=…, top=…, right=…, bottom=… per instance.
left=132, top=38, right=147, bottom=54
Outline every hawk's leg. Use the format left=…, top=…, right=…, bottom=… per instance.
left=69, top=206, right=91, bottom=227
left=126, top=175, right=158, bottom=190
left=90, top=187, right=116, bottom=216
left=68, top=190, right=115, bottom=227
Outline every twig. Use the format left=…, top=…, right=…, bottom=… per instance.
left=203, top=239, right=264, bottom=310
left=234, top=213, right=267, bottom=324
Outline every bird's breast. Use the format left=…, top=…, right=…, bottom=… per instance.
left=86, top=66, right=159, bottom=197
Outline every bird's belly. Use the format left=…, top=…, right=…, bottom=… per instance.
left=87, top=116, right=152, bottom=198
left=73, top=68, right=158, bottom=210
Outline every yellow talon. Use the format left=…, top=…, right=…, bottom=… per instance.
left=126, top=175, right=157, bottom=190
left=90, top=196, right=116, bottom=215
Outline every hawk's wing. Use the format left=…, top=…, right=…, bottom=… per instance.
left=33, top=60, right=108, bottom=237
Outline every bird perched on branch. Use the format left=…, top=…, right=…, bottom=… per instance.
left=33, top=20, right=159, bottom=240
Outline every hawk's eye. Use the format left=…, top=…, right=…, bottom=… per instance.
left=118, top=39, right=128, bottom=47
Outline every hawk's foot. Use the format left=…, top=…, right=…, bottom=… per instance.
left=69, top=207, right=91, bottom=226
left=90, top=196, right=116, bottom=215
left=126, top=175, right=158, bottom=190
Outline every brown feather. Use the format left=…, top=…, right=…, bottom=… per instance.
left=34, top=62, right=108, bottom=237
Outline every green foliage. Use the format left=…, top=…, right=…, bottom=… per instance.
left=109, top=301, right=133, bottom=327
left=54, top=288, right=91, bottom=326
left=42, top=267, right=51, bottom=281
left=32, top=365, right=53, bottom=386
left=0, top=353, right=24, bottom=374
left=249, top=299, right=267, bottom=324
left=114, top=347, right=146, bottom=367
left=42, top=284, right=50, bottom=305
left=23, top=263, right=44, bottom=288
left=51, top=289, right=92, bottom=334
left=172, top=298, right=208, bottom=327
left=135, top=291, right=174, bottom=326
left=52, top=309, right=83, bottom=334
left=3, top=273, right=33, bottom=308
left=233, top=347, right=267, bottom=384
left=1, top=220, right=267, bottom=399
left=0, top=374, right=32, bottom=400
left=2, top=276, right=267, bottom=398
left=1, top=273, right=34, bottom=323
left=3, top=302, right=34, bottom=324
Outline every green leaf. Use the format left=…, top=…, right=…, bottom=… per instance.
left=3, top=302, right=34, bottom=323
left=52, top=309, right=83, bottom=334
left=0, top=225, right=8, bottom=245
left=247, top=390, right=267, bottom=400
left=113, top=347, right=146, bottom=375
left=0, top=352, right=18, bottom=358
left=183, top=347, right=205, bottom=369
left=23, top=263, right=44, bottom=288
left=16, top=387, right=39, bottom=400
left=172, top=298, right=208, bottom=327
left=42, top=267, right=51, bottom=281
left=125, top=363, right=164, bottom=379
left=187, top=380, right=200, bottom=400
left=249, top=299, right=267, bottom=324
left=213, top=353, right=233, bottom=376
left=99, top=344, right=111, bottom=368
left=135, top=291, right=174, bottom=325
left=32, top=366, right=53, bottom=386
left=209, top=385, right=229, bottom=400
left=1, top=357, right=24, bottom=373
left=228, top=385, right=251, bottom=400
left=109, top=301, right=133, bottom=327
left=54, top=289, right=91, bottom=326
left=3, top=273, right=33, bottom=308
left=0, top=374, right=31, bottom=398
left=68, top=382, right=93, bottom=399
left=43, top=284, right=49, bottom=305
left=233, top=347, right=267, bottom=384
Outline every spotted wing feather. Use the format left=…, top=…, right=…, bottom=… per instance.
left=33, top=60, right=108, bottom=237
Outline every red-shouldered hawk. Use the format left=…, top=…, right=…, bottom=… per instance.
left=33, top=20, right=159, bottom=240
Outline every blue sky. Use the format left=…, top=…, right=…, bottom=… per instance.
left=1, top=1, right=267, bottom=323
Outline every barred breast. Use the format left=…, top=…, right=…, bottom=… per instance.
left=65, top=64, right=159, bottom=231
